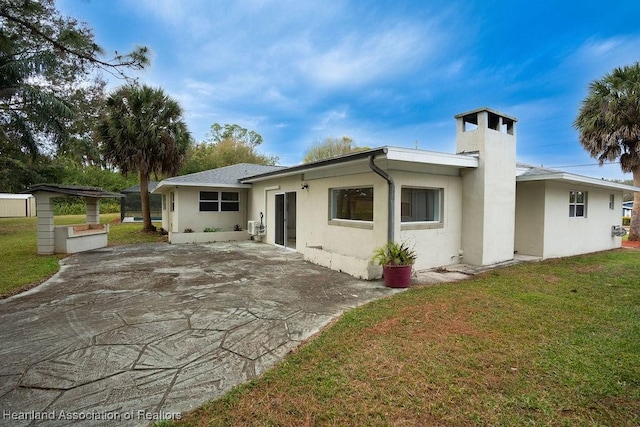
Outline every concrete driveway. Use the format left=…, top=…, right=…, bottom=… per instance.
left=0, top=242, right=400, bottom=426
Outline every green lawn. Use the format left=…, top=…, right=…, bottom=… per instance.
left=2, top=215, right=639, bottom=425
left=174, top=249, right=640, bottom=426
left=0, top=214, right=162, bottom=297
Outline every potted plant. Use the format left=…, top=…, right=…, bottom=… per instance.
left=371, top=241, right=417, bottom=288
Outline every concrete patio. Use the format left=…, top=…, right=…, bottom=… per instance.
left=0, top=242, right=405, bottom=426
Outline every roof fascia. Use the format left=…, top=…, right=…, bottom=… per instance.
left=240, top=148, right=388, bottom=183
left=241, top=146, right=478, bottom=183
left=152, top=181, right=251, bottom=193
left=517, top=173, right=640, bottom=192
left=385, top=147, right=479, bottom=168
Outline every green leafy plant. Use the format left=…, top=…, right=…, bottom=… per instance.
left=184, top=228, right=194, bottom=233
left=371, top=241, right=416, bottom=266
left=234, top=224, right=242, bottom=231
left=623, top=216, right=631, bottom=226
left=204, top=227, right=221, bottom=232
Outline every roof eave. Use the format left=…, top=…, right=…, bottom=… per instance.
left=516, top=173, right=640, bottom=192
left=152, top=181, right=251, bottom=193
left=241, top=148, right=388, bottom=183
left=385, top=147, right=479, bottom=168
left=24, top=184, right=124, bottom=198
left=241, top=146, right=478, bottom=183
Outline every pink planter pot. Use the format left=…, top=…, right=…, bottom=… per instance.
left=383, top=265, right=412, bottom=288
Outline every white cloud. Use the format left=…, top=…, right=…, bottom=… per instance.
left=312, top=108, right=348, bottom=131
left=566, top=35, right=640, bottom=78
left=298, top=24, right=439, bottom=87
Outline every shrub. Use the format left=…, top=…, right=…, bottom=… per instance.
left=54, top=197, right=121, bottom=215
left=623, top=216, right=631, bottom=226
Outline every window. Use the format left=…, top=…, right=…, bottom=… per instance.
left=569, top=191, right=587, bottom=217
left=199, top=191, right=240, bottom=212
left=199, top=191, right=219, bottom=211
left=330, top=187, right=374, bottom=221
left=401, top=188, right=442, bottom=222
left=170, top=192, right=175, bottom=212
left=220, top=192, right=240, bottom=211
left=609, top=194, right=615, bottom=210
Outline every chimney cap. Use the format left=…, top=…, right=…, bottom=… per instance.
left=454, top=107, right=518, bottom=122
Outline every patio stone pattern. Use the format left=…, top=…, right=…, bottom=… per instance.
left=0, top=242, right=402, bottom=426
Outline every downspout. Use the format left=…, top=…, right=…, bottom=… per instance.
left=368, top=154, right=394, bottom=242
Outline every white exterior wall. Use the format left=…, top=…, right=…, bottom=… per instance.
left=248, top=168, right=466, bottom=278
left=541, top=182, right=623, bottom=258
left=395, top=171, right=464, bottom=270
left=160, top=187, right=247, bottom=239
left=246, top=174, right=297, bottom=246
left=248, top=172, right=388, bottom=258
left=514, top=181, right=545, bottom=257
left=248, top=172, right=390, bottom=278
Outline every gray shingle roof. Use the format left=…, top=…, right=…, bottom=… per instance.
left=516, top=162, right=562, bottom=177
left=158, top=163, right=285, bottom=188
left=122, top=182, right=159, bottom=193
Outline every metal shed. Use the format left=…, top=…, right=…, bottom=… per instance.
left=0, top=193, right=36, bottom=217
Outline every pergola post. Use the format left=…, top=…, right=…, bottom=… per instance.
left=35, top=193, right=55, bottom=255
left=85, top=197, right=100, bottom=225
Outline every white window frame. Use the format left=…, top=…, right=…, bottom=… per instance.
left=569, top=190, right=587, bottom=218
left=609, top=194, right=615, bottom=210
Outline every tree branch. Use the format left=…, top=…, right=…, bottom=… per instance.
left=0, top=11, right=148, bottom=77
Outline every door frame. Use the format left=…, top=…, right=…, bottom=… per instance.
left=274, top=191, right=296, bottom=250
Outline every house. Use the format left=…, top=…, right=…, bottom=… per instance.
left=0, top=193, right=36, bottom=217
left=153, top=108, right=638, bottom=279
left=152, top=163, right=285, bottom=243
left=622, top=201, right=634, bottom=218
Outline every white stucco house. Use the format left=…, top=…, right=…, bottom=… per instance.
left=622, top=201, right=634, bottom=218
left=153, top=108, right=638, bottom=279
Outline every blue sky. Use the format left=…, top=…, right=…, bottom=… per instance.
left=58, top=0, right=640, bottom=180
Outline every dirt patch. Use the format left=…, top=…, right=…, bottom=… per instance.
left=367, top=300, right=488, bottom=342
left=575, top=265, right=605, bottom=273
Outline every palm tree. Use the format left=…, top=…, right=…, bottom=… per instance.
left=574, top=62, right=640, bottom=241
left=96, top=84, right=190, bottom=232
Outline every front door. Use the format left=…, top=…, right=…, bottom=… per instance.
left=275, top=192, right=296, bottom=249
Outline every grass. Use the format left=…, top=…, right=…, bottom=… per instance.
left=173, top=249, right=640, bottom=426
left=0, top=213, right=162, bottom=297
left=2, top=215, right=639, bottom=425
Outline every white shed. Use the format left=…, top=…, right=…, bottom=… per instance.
left=0, top=193, right=36, bottom=217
